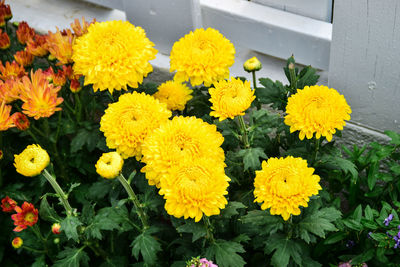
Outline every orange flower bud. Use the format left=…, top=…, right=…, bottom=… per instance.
left=11, top=112, right=30, bottom=131
left=0, top=149, right=3, bottom=160
left=70, top=78, right=82, bottom=93
left=0, top=29, right=9, bottom=49
left=11, top=237, right=23, bottom=249
left=16, top=21, right=35, bottom=45
left=14, top=50, right=34, bottom=67
left=0, top=1, right=12, bottom=21
left=26, top=34, right=48, bottom=57
left=52, top=223, right=61, bottom=234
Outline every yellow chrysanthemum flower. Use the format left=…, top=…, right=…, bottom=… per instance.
left=254, top=156, right=322, bottom=220
left=73, top=21, right=157, bottom=94
left=284, top=85, right=351, bottom=142
left=153, top=81, right=193, bottom=111
left=159, top=158, right=230, bottom=222
left=141, top=116, right=225, bottom=188
left=95, top=152, right=124, bottom=179
left=14, top=144, right=50, bottom=177
left=100, top=92, right=171, bottom=159
left=170, top=28, right=235, bottom=87
left=19, top=69, right=64, bottom=120
left=209, top=77, right=255, bottom=121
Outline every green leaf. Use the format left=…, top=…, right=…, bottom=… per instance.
left=237, top=147, right=267, bottom=171
left=131, top=230, right=162, bottom=266
left=364, top=205, right=374, bottom=220
left=352, top=204, right=363, bottom=222
left=32, top=255, right=47, bottom=267
left=296, top=65, right=320, bottom=89
left=205, top=240, right=245, bottom=267
left=176, top=221, right=207, bottom=242
left=241, top=210, right=283, bottom=234
left=85, top=207, right=121, bottom=240
left=299, top=207, right=341, bottom=238
left=351, top=248, right=375, bottom=265
left=70, top=129, right=91, bottom=153
left=39, top=195, right=61, bottom=222
left=361, top=218, right=378, bottom=230
left=342, top=219, right=363, bottom=231
left=61, top=216, right=83, bottom=242
left=53, top=247, right=89, bottom=267
left=221, top=201, right=247, bottom=218
left=323, top=232, right=347, bottom=245
left=385, top=130, right=400, bottom=145
left=367, top=161, right=379, bottom=190
left=264, top=234, right=302, bottom=267
left=320, top=155, right=358, bottom=183
left=87, top=180, right=111, bottom=200
left=369, top=233, right=388, bottom=242
left=256, top=78, right=287, bottom=110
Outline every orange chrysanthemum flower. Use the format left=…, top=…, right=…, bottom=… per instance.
left=0, top=79, right=21, bottom=103
left=16, top=21, right=35, bottom=45
left=11, top=202, right=38, bottom=232
left=62, top=65, right=74, bottom=80
left=1, top=196, right=17, bottom=212
left=11, top=112, right=30, bottom=131
left=47, top=29, right=74, bottom=65
left=0, top=29, right=9, bottom=49
left=0, top=100, right=14, bottom=131
left=0, top=61, right=26, bottom=80
left=19, top=69, right=63, bottom=119
left=284, top=85, right=352, bottom=142
left=70, top=17, right=95, bottom=37
left=14, top=50, right=34, bottom=67
left=26, top=34, right=49, bottom=57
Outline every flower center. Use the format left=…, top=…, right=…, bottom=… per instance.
left=24, top=212, right=35, bottom=223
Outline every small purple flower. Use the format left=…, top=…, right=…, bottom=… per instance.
left=367, top=232, right=372, bottom=239
left=345, top=240, right=355, bottom=249
left=398, top=224, right=400, bottom=230
left=338, top=262, right=351, bottom=267
left=384, top=214, right=394, bottom=226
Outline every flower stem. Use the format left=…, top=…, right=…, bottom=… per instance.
left=26, top=129, right=41, bottom=144
left=251, top=71, right=261, bottom=110
left=42, top=169, right=73, bottom=216
left=312, top=138, right=321, bottom=165
left=237, top=116, right=250, bottom=148
left=203, top=216, right=215, bottom=243
left=117, top=174, right=149, bottom=230
left=22, top=246, right=45, bottom=254
left=74, top=93, right=82, bottom=122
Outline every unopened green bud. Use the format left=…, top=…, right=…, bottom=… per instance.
left=53, top=238, right=60, bottom=244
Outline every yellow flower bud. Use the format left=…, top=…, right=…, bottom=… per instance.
left=12, top=237, right=23, bottom=249
left=95, top=152, right=124, bottom=179
left=243, top=57, right=262, bottom=72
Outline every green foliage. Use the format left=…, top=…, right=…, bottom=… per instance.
left=205, top=240, right=245, bottom=267
left=131, top=228, right=162, bottom=266
left=53, top=247, right=90, bottom=267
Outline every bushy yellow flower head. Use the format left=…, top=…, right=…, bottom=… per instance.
left=243, top=56, right=262, bottom=72
left=141, top=116, right=225, bottom=188
left=14, top=144, right=50, bottom=177
left=19, top=69, right=64, bottom=120
left=159, top=158, right=230, bottom=222
left=209, top=77, right=255, bottom=121
left=73, top=21, right=157, bottom=94
left=170, top=28, right=235, bottom=87
left=95, top=152, right=124, bottom=179
left=100, top=92, right=171, bottom=159
left=284, top=85, right=351, bottom=142
left=254, top=156, right=322, bottom=220
left=153, top=81, right=193, bottom=111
